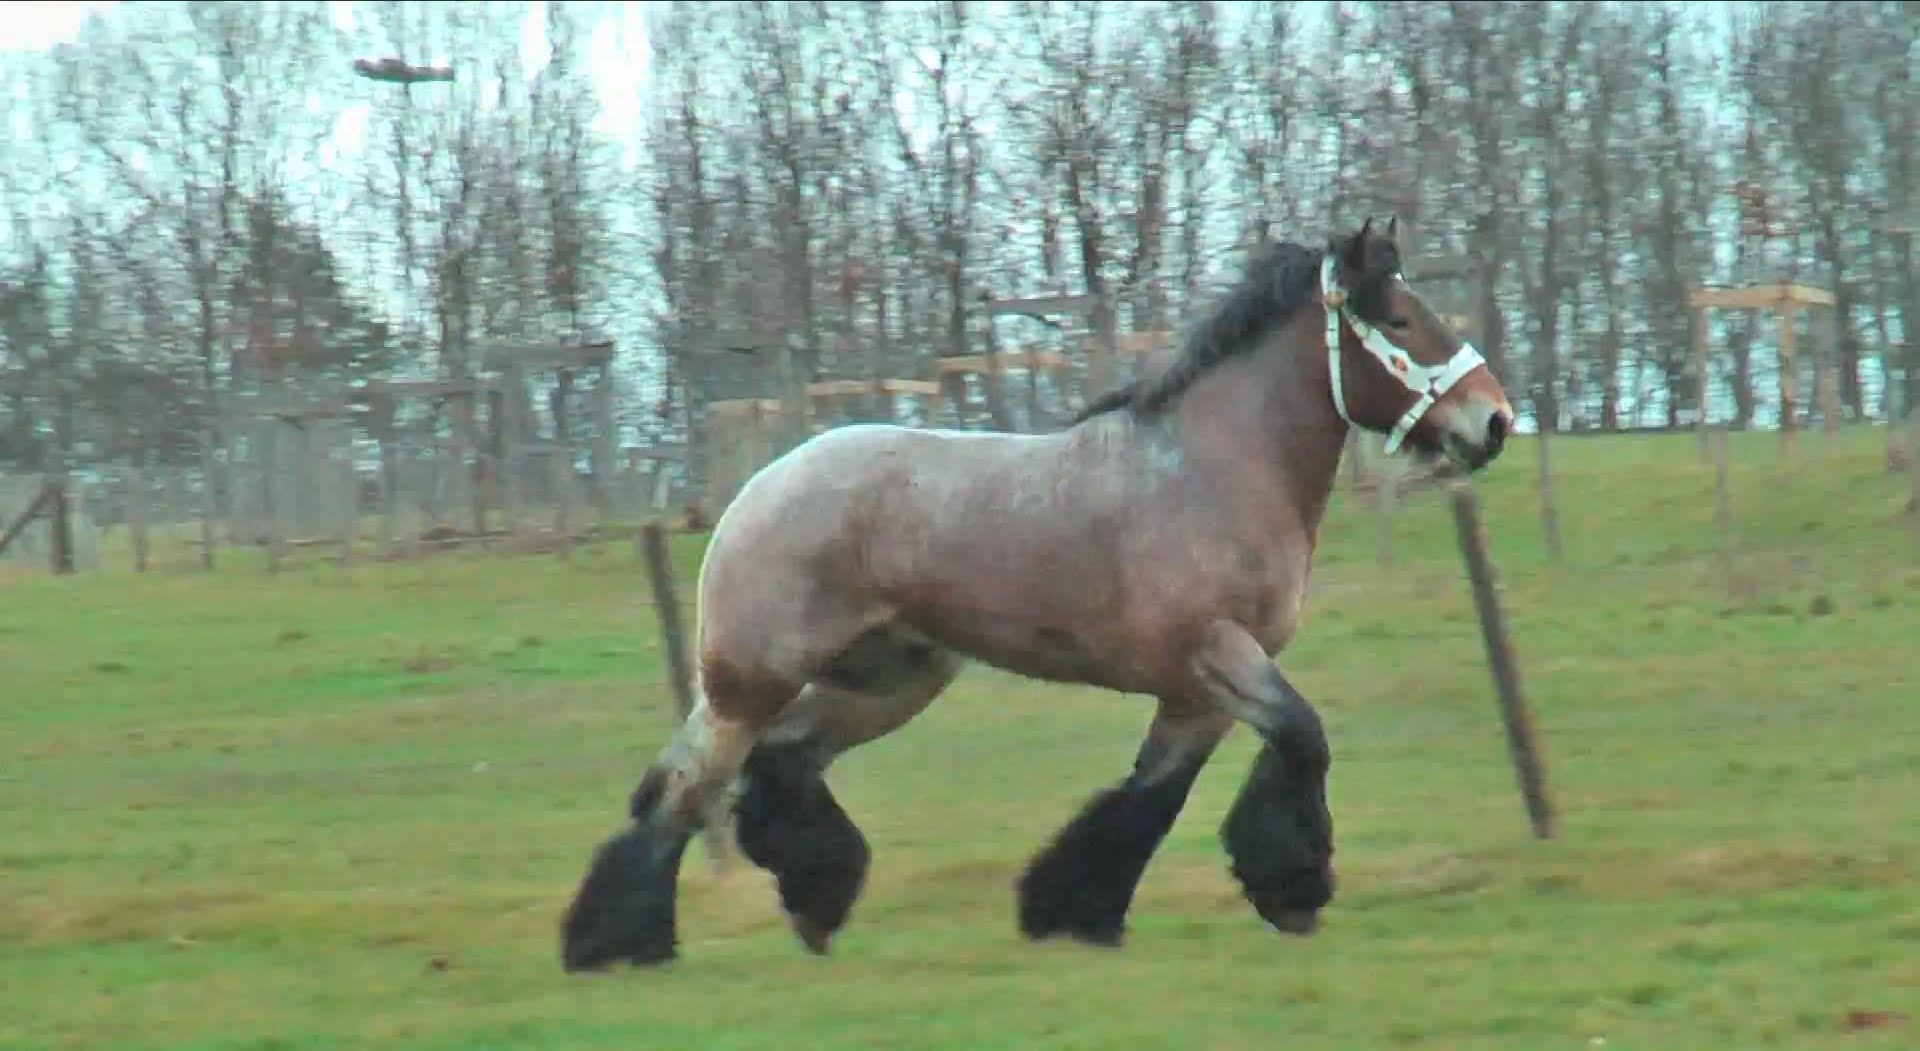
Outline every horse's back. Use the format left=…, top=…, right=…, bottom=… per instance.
left=694, top=421, right=1063, bottom=675
left=726, top=422, right=1053, bottom=511
left=703, top=421, right=1055, bottom=579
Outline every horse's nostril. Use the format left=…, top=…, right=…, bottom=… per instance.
left=1486, top=412, right=1509, bottom=455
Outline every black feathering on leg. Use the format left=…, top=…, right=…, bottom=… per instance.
left=1221, top=731, right=1335, bottom=936
left=558, top=796, right=692, bottom=972
left=1016, top=745, right=1207, bottom=947
left=733, top=742, right=871, bottom=955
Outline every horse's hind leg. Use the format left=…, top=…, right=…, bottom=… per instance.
left=1017, top=700, right=1233, bottom=947
left=733, top=628, right=961, bottom=956
left=731, top=738, right=866, bottom=955
left=559, top=678, right=789, bottom=972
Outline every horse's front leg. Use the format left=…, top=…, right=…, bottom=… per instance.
left=1193, top=620, right=1337, bottom=936
left=1016, top=701, right=1232, bottom=946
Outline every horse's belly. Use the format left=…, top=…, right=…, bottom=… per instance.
left=902, top=608, right=1143, bottom=693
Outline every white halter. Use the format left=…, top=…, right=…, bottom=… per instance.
left=1320, top=255, right=1487, bottom=456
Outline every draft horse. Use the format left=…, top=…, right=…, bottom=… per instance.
left=560, top=217, right=1514, bottom=970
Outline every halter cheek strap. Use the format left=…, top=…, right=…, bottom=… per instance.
left=1320, top=255, right=1487, bottom=456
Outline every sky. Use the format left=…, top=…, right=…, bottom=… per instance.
left=3, top=1, right=111, bottom=53
left=2, top=1, right=657, bottom=148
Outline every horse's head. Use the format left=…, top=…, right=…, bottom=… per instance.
left=1321, top=217, right=1514, bottom=472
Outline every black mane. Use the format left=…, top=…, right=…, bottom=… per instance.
left=1068, top=232, right=1397, bottom=426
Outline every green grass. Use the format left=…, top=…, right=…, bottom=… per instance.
left=4, top=427, right=1918, bottom=1050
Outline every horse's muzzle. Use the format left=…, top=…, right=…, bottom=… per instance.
left=1442, top=404, right=1513, bottom=472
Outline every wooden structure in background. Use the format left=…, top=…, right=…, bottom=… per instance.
left=805, top=378, right=942, bottom=429
left=1688, top=281, right=1839, bottom=454
left=487, top=341, right=617, bottom=521
left=680, top=326, right=811, bottom=465
left=1097, top=329, right=1177, bottom=373
left=0, top=476, right=73, bottom=574
left=702, top=398, right=784, bottom=512
left=179, top=340, right=621, bottom=572
left=702, top=378, right=942, bottom=512
left=353, top=377, right=494, bottom=549
left=225, top=395, right=361, bottom=570
left=935, top=349, right=1072, bottom=430
left=978, top=291, right=1102, bottom=426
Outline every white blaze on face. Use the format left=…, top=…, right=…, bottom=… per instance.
left=1319, top=256, right=1487, bottom=456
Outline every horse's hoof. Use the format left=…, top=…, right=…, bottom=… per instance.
left=1017, top=908, right=1127, bottom=948
left=1259, top=906, right=1322, bottom=936
left=791, top=914, right=834, bottom=956
left=1067, top=923, right=1126, bottom=949
left=558, top=825, right=685, bottom=974
left=561, top=942, right=678, bottom=973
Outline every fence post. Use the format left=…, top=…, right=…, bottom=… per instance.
left=128, top=464, right=151, bottom=573
left=1448, top=479, right=1557, bottom=840
left=1709, top=426, right=1741, bottom=595
left=639, top=520, right=734, bottom=872
left=1909, top=408, right=1920, bottom=542
left=48, top=474, right=75, bottom=575
left=0, top=481, right=54, bottom=559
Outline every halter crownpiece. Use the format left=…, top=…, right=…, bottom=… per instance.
left=1319, top=255, right=1487, bottom=456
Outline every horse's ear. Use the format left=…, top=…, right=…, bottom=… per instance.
left=1359, top=215, right=1375, bottom=239
left=1385, top=214, right=1398, bottom=239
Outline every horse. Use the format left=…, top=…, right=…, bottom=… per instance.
left=559, top=216, right=1514, bottom=971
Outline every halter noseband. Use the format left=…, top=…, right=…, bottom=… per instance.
left=1320, top=255, right=1487, bottom=456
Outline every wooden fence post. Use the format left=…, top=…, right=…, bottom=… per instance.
left=48, top=474, right=74, bottom=575
left=550, top=442, right=574, bottom=560
left=1909, top=408, right=1920, bottom=542
left=0, top=481, right=54, bottom=560
left=1448, top=479, right=1557, bottom=840
left=639, top=520, right=735, bottom=872
left=1534, top=424, right=1564, bottom=563
left=1709, top=426, right=1740, bottom=595
left=128, top=464, right=151, bottom=573
left=640, top=522, right=696, bottom=721
left=197, top=427, right=219, bottom=571
left=1375, top=472, right=1398, bottom=567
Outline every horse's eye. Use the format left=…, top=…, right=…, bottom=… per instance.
left=1386, top=316, right=1411, bottom=332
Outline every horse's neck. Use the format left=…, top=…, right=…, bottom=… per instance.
left=1174, top=314, right=1351, bottom=535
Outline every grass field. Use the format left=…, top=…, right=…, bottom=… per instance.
left=4, top=428, right=1918, bottom=1050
